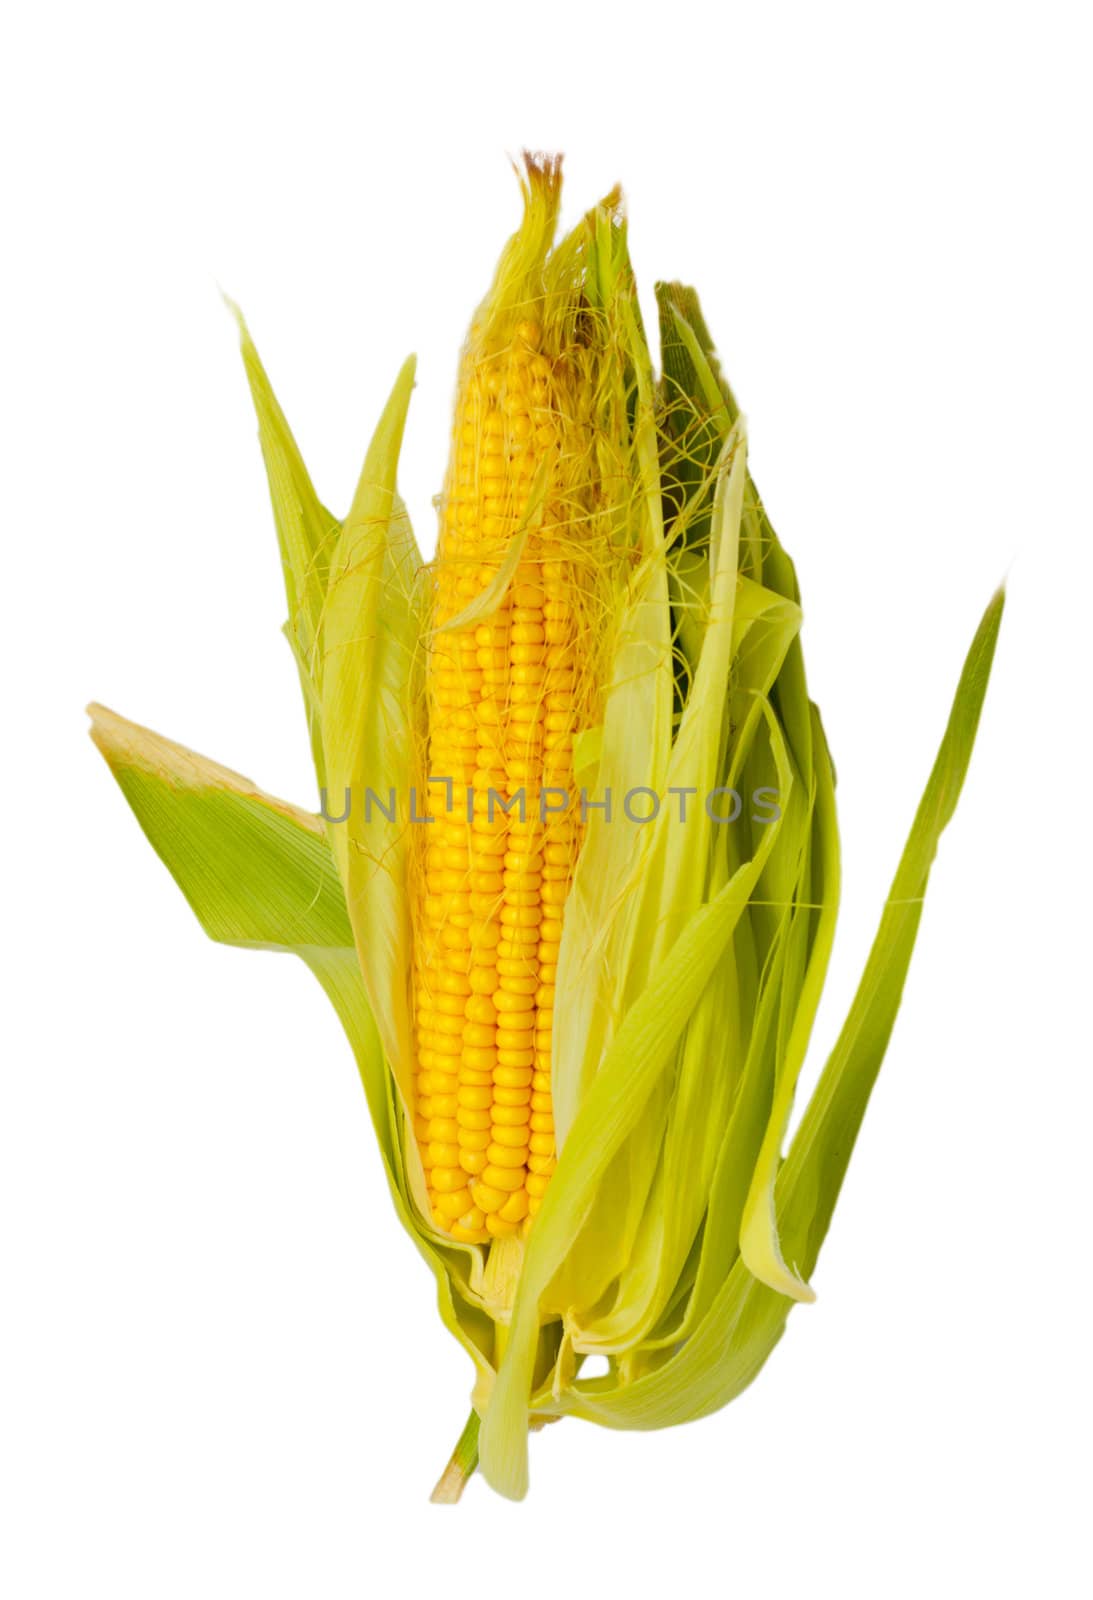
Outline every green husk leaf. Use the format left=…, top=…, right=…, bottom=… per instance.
left=228, top=301, right=339, bottom=785
left=555, top=429, right=747, bottom=1341
left=480, top=701, right=794, bottom=1499
left=739, top=708, right=840, bottom=1301
left=320, top=356, right=420, bottom=1120
left=87, top=702, right=400, bottom=1166
left=89, top=703, right=349, bottom=952
left=779, top=586, right=1006, bottom=1265
left=86, top=702, right=498, bottom=1379
left=550, top=254, right=675, bottom=1146
left=537, top=586, right=1004, bottom=1430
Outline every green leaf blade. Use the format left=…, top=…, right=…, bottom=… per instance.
left=779, top=587, right=1007, bottom=1274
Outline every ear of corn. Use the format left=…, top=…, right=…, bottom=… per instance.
left=413, top=164, right=578, bottom=1242
left=91, top=155, right=1003, bottom=1502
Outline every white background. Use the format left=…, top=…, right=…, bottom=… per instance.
left=3, top=2, right=1091, bottom=1595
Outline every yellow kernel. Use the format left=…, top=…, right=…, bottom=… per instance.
left=433, top=1012, right=466, bottom=1036
left=469, top=871, right=503, bottom=894
left=498, top=884, right=537, bottom=906
left=459, top=1126, right=491, bottom=1151
left=463, top=1044, right=496, bottom=1070
left=458, top=1085, right=493, bottom=1110
left=456, top=1107, right=491, bottom=1131
left=496, top=1026, right=534, bottom=1049
left=419, top=1070, right=458, bottom=1095
left=491, top=1104, right=530, bottom=1129
left=496, top=956, right=537, bottom=979
left=497, top=1049, right=534, bottom=1070
left=459, top=1148, right=489, bottom=1175
left=450, top=1223, right=489, bottom=1242
left=433, top=1166, right=469, bottom=1194
left=493, top=1084, right=531, bottom=1108
left=482, top=1164, right=526, bottom=1193
left=437, top=970, right=471, bottom=995
left=510, top=643, right=545, bottom=666
left=474, top=622, right=507, bottom=645
left=494, top=988, right=534, bottom=1015
left=500, top=905, right=541, bottom=930
left=494, top=1064, right=534, bottom=1089
left=505, top=860, right=544, bottom=882
left=511, top=663, right=545, bottom=686
left=471, top=911, right=503, bottom=937
left=526, top=1171, right=551, bottom=1196
left=496, top=975, right=537, bottom=997
left=499, top=1188, right=530, bottom=1222
left=490, top=1123, right=529, bottom=1151
left=486, top=1142, right=527, bottom=1169
left=472, top=1183, right=508, bottom=1214
left=434, top=1187, right=473, bottom=1219
left=509, top=683, right=545, bottom=706
left=486, top=1212, right=520, bottom=1237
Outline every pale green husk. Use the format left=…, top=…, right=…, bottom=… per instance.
left=90, top=169, right=1003, bottom=1502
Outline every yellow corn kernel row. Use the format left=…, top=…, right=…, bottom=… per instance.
left=523, top=545, right=582, bottom=1218
left=412, top=318, right=585, bottom=1243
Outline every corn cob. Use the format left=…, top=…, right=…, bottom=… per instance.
left=412, top=172, right=594, bottom=1241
